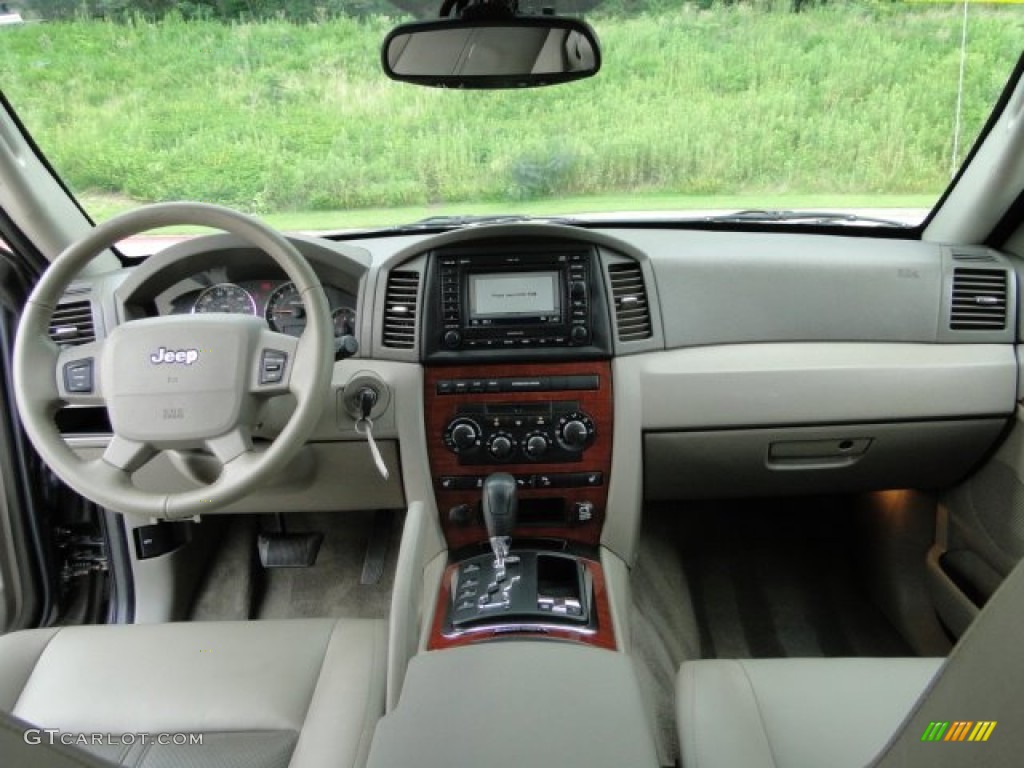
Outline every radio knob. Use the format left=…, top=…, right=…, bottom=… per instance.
left=570, top=280, right=587, bottom=299
left=446, top=418, right=481, bottom=453
left=524, top=433, right=550, bottom=460
left=558, top=413, right=594, bottom=452
left=443, top=330, right=462, bottom=349
left=570, top=325, right=588, bottom=343
left=487, top=433, right=515, bottom=461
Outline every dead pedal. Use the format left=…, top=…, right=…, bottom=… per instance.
left=360, top=509, right=395, bottom=585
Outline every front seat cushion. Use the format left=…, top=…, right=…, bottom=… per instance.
left=0, top=619, right=386, bottom=768
left=677, top=657, right=942, bottom=768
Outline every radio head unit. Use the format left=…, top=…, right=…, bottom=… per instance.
left=422, top=240, right=612, bottom=361
left=467, top=271, right=562, bottom=325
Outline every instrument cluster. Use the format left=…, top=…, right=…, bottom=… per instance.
left=166, top=278, right=357, bottom=338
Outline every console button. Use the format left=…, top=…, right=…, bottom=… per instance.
left=486, top=433, right=515, bottom=461
left=443, top=330, right=462, bottom=348
left=570, top=325, right=589, bottom=344
left=515, top=475, right=534, bottom=490
left=444, top=418, right=482, bottom=454
left=564, top=375, right=599, bottom=391
left=572, top=501, right=595, bottom=523
left=436, top=380, right=454, bottom=395
left=524, top=432, right=551, bottom=460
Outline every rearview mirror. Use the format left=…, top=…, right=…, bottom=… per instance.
left=382, top=16, right=601, bottom=89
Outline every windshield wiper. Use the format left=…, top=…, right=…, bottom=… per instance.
left=391, top=213, right=580, bottom=231
left=702, top=209, right=914, bottom=228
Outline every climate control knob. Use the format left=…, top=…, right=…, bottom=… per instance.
left=524, top=432, right=551, bottom=460
left=444, top=418, right=481, bottom=454
left=487, top=433, right=516, bottom=461
left=557, top=412, right=595, bottom=452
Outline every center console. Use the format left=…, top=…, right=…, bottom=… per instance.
left=420, top=238, right=617, bottom=650
left=368, top=236, right=658, bottom=767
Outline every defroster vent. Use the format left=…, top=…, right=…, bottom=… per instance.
left=950, top=268, right=1008, bottom=331
left=608, top=262, right=652, bottom=341
left=382, top=270, right=420, bottom=349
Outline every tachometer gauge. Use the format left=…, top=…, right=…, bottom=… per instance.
left=332, top=307, right=357, bottom=337
left=192, top=283, right=256, bottom=316
left=265, top=282, right=306, bottom=337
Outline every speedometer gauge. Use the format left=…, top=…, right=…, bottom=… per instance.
left=192, top=283, right=256, bottom=316
left=265, top=282, right=306, bottom=337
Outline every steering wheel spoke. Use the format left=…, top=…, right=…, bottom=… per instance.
left=205, top=427, right=254, bottom=465
left=55, top=340, right=106, bottom=407
left=102, top=434, right=156, bottom=473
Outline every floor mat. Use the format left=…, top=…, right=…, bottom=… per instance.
left=668, top=498, right=913, bottom=659
left=190, top=509, right=402, bottom=621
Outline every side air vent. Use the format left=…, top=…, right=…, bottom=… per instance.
left=48, top=299, right=96, bottom=346
left=608, top=261, right=652, bottom=341
left=382, top=270, right=420, bottom=349
left=950, top=268, right=1008, bottom=331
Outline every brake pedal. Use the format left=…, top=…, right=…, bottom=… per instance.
left=257, top=530, right=323, bottom=568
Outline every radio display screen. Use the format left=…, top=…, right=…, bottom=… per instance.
left=468, top=271, right=561, bottom=320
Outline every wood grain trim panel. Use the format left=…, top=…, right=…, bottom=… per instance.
left=424, top=360, right=613, bottom=550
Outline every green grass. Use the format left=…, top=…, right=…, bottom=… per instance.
left=2, top=5, right=1022, bottom=227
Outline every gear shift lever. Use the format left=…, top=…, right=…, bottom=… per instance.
left=482, top=472, right=517, bottom=574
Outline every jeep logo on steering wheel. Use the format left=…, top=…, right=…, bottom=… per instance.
left=149, top=347, right=200, bottom=366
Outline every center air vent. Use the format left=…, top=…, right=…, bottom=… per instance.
left=382, top=270, right=420, bottom=349
left=950, top=268, right=1008, bottom=331
left=48, top=299, right=95, bottom=346
left=607, top=262, right=652, bottom=341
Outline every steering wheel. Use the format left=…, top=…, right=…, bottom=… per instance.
left=13, top=203, right=334, bottom=519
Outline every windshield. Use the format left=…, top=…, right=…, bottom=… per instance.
left=2, top=2, right=1022, bottom=233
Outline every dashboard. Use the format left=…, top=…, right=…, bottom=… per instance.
left=52, top=223, right=1020, bottom=565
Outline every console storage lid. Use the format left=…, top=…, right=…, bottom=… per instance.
left=366, top=642, right=659, bottom=768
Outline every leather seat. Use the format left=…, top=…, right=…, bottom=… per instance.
left=677, top=657, right=941, bottom=768
left=0, top=618, right=386, bottom=768
left=676, top=556, right=1024, bottom=768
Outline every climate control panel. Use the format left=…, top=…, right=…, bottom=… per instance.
left=443, top=401, right=595, bottom=465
